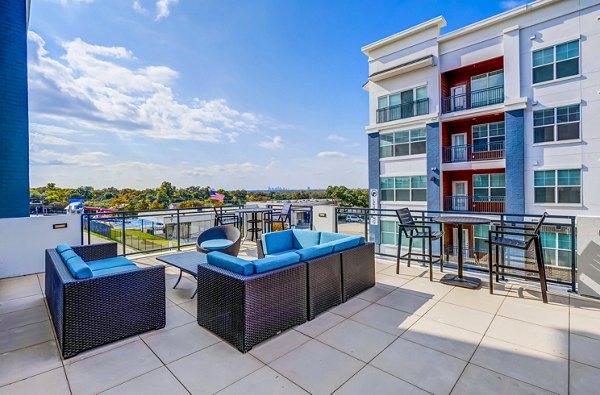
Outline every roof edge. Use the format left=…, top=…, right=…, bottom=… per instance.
left=361, top=16, right=446, bottom=54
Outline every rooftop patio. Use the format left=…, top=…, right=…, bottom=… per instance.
left=1, top=240, right=600, bottom=394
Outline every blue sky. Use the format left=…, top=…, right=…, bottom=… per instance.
left=27, top=0, right=526, bottom=189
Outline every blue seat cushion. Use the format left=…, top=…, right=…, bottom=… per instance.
left=56, top=243, right=72, bottom=254
left=320, top=232, right=352, bottom=244
left=88, top=256, right=136, bottom=271
left=261, top=230, right=294, bottom=255
left=253, top=252, right=301, bottom=274
left=64, top=255, right=93, bottom=279
left=327, top=236, right=365, bottom=252
left=207, top=252, right=254, bottom=275
left=59, top=249, right=79, bottom=264
left=265, top=249, right=298, bottom=258
left=200, top=238, right=234, bottom=251
left=297, top=244, right=335, bottom=261
left=91, top=264, right=140, bottom=277
left=291, top=229, right=321, bottom=249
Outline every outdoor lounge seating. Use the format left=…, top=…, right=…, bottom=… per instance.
left=264, top=202, right=292, bottom=231
left=45, top=242, right=166, bottom=358
left=212, top=206, right=240, bottom=228
left=196, top=225, right=241, bottom=256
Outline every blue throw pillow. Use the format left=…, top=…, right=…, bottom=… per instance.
left=291, top=230, right=321, bottom=249
left=330, top=236, right=364, bottom=252
left=59, top=249, right=78, bottom=263
left=207, top=252, right=254, bottom=275
left=65, top=255, right=93, bottom=279
left=319, top=232, right=351, bottom=244
left=253, top=252, right=301, bottom=274
left=56, top=243, right=72, bottom=254
left=296, top=243, right=335, bottom=261
left=261, top=230, right=294, bottom=254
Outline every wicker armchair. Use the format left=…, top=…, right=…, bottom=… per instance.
left=196, top=225, right=241, bottom=256
left=45, top=242, right=165, bottom=359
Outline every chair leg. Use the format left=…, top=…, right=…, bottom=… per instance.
left=495, top=244, right=500, bottom=283
left=534, top=237, right=549, bottom=303
left=488, top=234, right=493, bottom=295
left=407, top=238, right=413, bottom=267
left=428, top=237, right=433, bottom=282
left=396, top=232, right=402, bottom=274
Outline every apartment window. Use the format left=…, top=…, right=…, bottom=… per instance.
left=541, top=231, right=572, bottom=267
left=473, top=224, right=491, bottom=253
left=534, top=169, right=581, bottom=204
left=533, top=104, right=580, bottom=143
left=380, top=176, right=427, bottom=202
left=377, top=86, right=427, bottom=122
left=473, top=173, right=505, bottom=201
left=379, top=128, right=426, bottom=158
left=471, top=70, right=504, bottom=107
left=380, top=220, right=423, bottom=248
left=472, top=121, right=505, bottom=152
left=532, top=40, right=579, bottom=84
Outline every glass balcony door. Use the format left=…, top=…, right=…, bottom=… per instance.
left=452, top=181, right=469, bottom=211
left=451, top=133, right=467, bottom=162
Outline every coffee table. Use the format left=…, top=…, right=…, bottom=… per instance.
left=157, top=251, right=207, bottom=298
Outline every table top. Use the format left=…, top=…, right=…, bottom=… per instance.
left=236, top=207, right=274, bottom=214
left=156, top=251, right=207, bottom=274
left=432, top=216, right=491, bottom=225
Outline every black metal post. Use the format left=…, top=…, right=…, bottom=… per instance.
left=570, top=216, right=577, bottom=293
left=334, top=208, right=339, bottom=233
left=121, top=212, right=126, bottom=256
left=176, top=209, right=181, bottom=251
left=87, top=214, right=91, bottom=245
left=364, top=210, right=368, bottom=241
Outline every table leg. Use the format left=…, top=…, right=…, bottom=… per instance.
left=173, top=269, right=183, bottom=289
left=457, top=224, right=464, bottom=279
left=439, top=223, right=481, bottom=289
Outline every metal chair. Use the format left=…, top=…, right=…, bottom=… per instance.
left=265, top=203, right=292, bottom=232
left=396, top=208, right=444, bottom=281
left=212, top=206, right=240, bottom=228
left=488, top=212, right=549, bottom=303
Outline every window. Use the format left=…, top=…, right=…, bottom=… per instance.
left=541, top=231, right=572, bottom=267
left=533, top=40, right=579, bottom=84
left=379, top=128, right=426, bottom=158
left=377, top=86, right=427, bottom=122
left=380, top=176, right=427, bottom=202
left=471, top=70, right=504, bottom=107
left=533, top=104, right=580, bottom=143
left=380, top=220, right=423, bottom=248
left=472, top=121, right=505, bottom=152
left=473, top=173, right=505, bottom=201
left=534, top=169, right=581, bottom=204
left=474, top=224, right=491, bottom=253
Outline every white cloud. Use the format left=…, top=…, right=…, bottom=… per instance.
left=258, top=136, right=284, bottom=149
left=317, top=151, right=347, bottom=158
left=30, top=133, right=74, bottom=146
left=499, top=0, right=527, bottom=10
left=155, top=0, right=178, bottom=20
left=327, top=134, right=347, bottom=142
left=132, top=0, right=148, bottom=14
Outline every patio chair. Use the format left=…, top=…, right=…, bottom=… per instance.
left=212, top=206, right=240, bottom=228
left=196, top=225, right=241, bottom=256
left=488, top=212, right=549, bottom=303
left=396, top=208, right=444, bottom=282
left=265, top=203, right=292, bottom=232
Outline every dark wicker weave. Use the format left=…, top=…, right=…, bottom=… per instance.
left=256, top=239, right=265, bottom=259
left=306, top=253, right=343, bottom=320
left=45, top=242, right=166, bottom=359
left=196, top=225, right=241, bottom=256
left=197, top=262, right=307, bottom=352
left=340, top=242, right=375, bottom=302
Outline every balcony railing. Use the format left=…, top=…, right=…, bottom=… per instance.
left=376, top=98, right=429, bottom=123
left=442, top=141, right=505, bottom=163
left=443, top=195, right=505, bottom=213
left=441, top=85, right=504, bottom=114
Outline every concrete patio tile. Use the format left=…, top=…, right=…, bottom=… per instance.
left=0, top=275, right=42, bottom=302
left=441, top=285, right=507, bottom=314
left=0, top=294, right=45, bottom=316
left=0, top=368, right=70, bottom=395
left=423, top=301, right=494, bottom=334
left=486, top=316, right=568, bottom=358
left=371, top=337, right=466, bottom=394
left=401, top=317, right=482, bottom=361
left=168, top=342, right=263, bottom=395
left=269, top=340, right=364, bottom=395
left=100, top=366, right=189, bottom=395
left=63, top=336, right=140, bottom=365
left=498, top=297, right=569, bottom=331
left=570, top=297, right=600, bottom=341
left=178, top=299, right=196, bottom=317
left=165, top=277, right=197, bottom=305
left=143, top=322, right=220, bottom=364
left=65, top=340, right=163, bottom=395
left=334, top=365, right=428, bottom=395
left=0, top=320, right=54, bottom=354
left=374, top=260, right=394, bottom=273
left=376, top=289, right=437, bottom=316
left=507, top=285, right=569, bottom=307
left=570, top=333, right=600, bottom=369
left=381, top=263, right=429, bottom=278
left=250, top=330, right=310, bottom=364
left=317, top=319, right=396, bottom=362
left=570, top=361, right=600, bottom=395
left=470, top=336, right=568, bottom=394
left=0, top=306, right=48, bottom=331
left=451, top=363, right=554, bottom=395
left=36, top=273, right=46, bottom=295
left=400, top=277, right=454, bottom=300
left=374, top=273, right=412, bottom=288
left=350, top=303, right=419, bottom=336
left=0, top=341, right=62, bottom=387
left=140, top=304, right=195, bottom=338
left=329, top=297, right=371, bottom=318
left=217, top=366, right=308, bottom=395
left=295, top=312, right=345, bottom=338
left=355, top=283, right=396, bottom=302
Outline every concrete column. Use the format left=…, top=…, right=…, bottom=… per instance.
left=505, top=110, right=525, bottom=214
left=0, top=0, right=30, bottom=218
left=503, top=25, right=521, bottom=101
left=426, top=122, right=441, bottom=212
left=367, top=132, right=380, bottom=245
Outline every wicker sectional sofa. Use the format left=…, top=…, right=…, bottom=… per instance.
left=45, top=242, right=166, bottom=358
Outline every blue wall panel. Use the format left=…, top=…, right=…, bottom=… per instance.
left=505, top=110, right=525, bottom=214
left=426, top=122, right=441, bottom=212
left=367, top=132, right=380, bottom=245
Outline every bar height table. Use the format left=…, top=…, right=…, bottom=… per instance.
left=432, top=216, right=491, bottom=289
left=236, top=207, right=273, bottom=241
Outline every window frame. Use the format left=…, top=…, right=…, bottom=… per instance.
left=540, top=230, right=573, bottom=268
left=379, top=128, right=427, bottom=159
left=533, top=169, right=582, bottom=205
left=533, top=104, right=581, bottom=144
left=472, top=173, right=506, bottom=202
left=532, top=39, right=580, bottom=84
left=380, top=175, right=427, bottom=202
left=376, top=85, right=428, bottom=122
left=472, top=121, right=505, bottom=152
left=380, top=219, right=424, bottom=248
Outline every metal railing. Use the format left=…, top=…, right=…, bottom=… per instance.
left=376, top=98, right=429, bottom=123
left=334, top=207, right=576, bottom=292
left=442, top=85, right=504, bottom=114
left=81, top=204, right=313, bottom=256
left=443, top=196, right=505, bottom=213
left=442, top=141, right=505, bottom=163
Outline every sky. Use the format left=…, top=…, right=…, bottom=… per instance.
left=27, top=0, right=528, bottom=190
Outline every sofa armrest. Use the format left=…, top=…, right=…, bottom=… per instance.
left=256, top=239, right=265, bottom=258
left=71, top=243, right=118, bottom=262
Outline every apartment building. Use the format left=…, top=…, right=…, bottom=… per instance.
left=363, top=0, right=600, bottom=267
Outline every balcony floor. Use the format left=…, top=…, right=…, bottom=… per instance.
left=1, top=241, right=600, bottom=394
